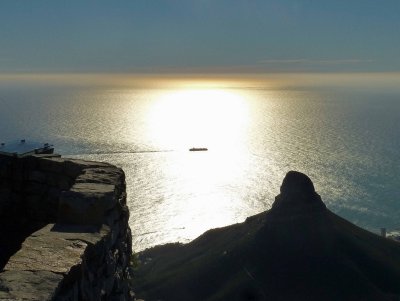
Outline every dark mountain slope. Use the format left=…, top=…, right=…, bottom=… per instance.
left=134, top=171, right=400, bottom=301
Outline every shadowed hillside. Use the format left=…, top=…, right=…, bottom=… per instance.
left=134, top=171, right=400, bottom=301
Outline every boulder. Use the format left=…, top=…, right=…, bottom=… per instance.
left=58, top=183, right=118, bottom=225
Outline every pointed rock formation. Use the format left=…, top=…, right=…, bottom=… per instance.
left=272, top=170, right=325, bottom=212
left=134, top=171, right=400, bottom=301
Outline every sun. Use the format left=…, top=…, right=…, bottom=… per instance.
left=146, top=88, right=249, bottom=150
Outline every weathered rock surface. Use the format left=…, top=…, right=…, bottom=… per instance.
left=58, top=183, right=118, bottom=225
left=0, top=155, right=133, bottom=301
left=75, top=167, right=125, bottom=186
left=4, top=224, right=109, bottom=274
left=0, top=270, right=63, bottom=301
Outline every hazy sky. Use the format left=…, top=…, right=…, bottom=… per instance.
left=1, top=0, right=399, bottom=73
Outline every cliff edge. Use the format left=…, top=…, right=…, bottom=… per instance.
left=0, top=155, right=134, bottom=301
left=134, top=171, right=400, bottom=301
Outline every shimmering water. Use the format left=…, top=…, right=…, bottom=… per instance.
left=1, top=74, right=399, bottom=251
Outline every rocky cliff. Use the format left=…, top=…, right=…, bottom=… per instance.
left=134, top=171, right=400, bottom=301
left=0, top=155, right=134, bottom=300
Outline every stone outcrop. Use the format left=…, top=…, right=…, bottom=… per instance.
left=272, top=170, right=326, bottom=213
left=134, top=171, right=400, bottom=301
left=0, top=155, right=134, bottom=300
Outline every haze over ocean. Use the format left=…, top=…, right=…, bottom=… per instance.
left=1, top=74, right=399, bottom=251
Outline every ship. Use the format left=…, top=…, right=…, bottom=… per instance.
left=189, top=147, right=208, bottom=152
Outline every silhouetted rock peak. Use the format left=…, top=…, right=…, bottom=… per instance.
left=272, top=171, right=326, bottom=213
left=281, top=171, right=315, bottom=197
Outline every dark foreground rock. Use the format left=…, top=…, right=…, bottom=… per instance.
left=0, top=155, right=134, bottom=300
left=134, top=171, right=400, bottom=301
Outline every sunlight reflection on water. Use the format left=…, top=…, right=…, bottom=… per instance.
left=1, top=76, right=400, bottom=251
left=68, top=85, right=400, bottom=251
left=69, top=87, right=280, bottom=250
left=145, top=89, right=250, bottom=151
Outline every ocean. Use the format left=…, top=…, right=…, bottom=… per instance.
left=1, top=73, right=399, bottom=251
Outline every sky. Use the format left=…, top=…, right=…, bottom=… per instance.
left=1, top=0, right=400, bottom=74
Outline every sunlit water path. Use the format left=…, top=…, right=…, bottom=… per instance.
left=1, top=75, right=399, bottom=251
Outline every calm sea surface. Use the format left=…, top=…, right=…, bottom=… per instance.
left=1, top=75, right=399, bottom=251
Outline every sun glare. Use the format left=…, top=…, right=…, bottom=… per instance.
left=142, top=87, right=253, bottom=240
left=147, top=88, right=249, bottom=151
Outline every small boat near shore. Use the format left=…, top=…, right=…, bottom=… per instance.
left=0, top=139, right=54, bottom=157
left=189, top=147, right=208, bottom=152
